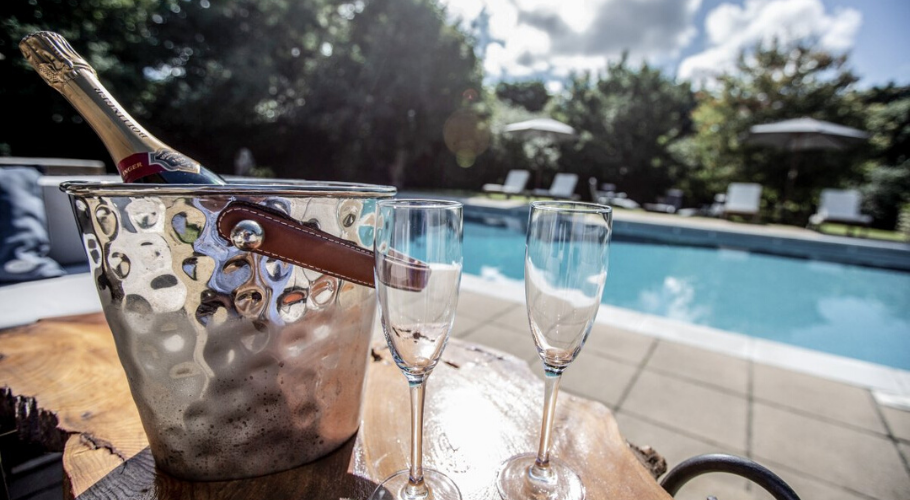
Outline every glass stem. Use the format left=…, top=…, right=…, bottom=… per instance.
left=405, top=377, right=429, bottom=498
left=531, top=369, right=562, bottom=480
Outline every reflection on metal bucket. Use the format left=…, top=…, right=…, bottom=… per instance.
left=64, top=181, right=394, bottom=480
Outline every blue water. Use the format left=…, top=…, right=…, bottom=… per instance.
left=464, top=221, right=910, bottom=370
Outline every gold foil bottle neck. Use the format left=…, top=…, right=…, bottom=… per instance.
left=19, top=31, right=96, bottom=91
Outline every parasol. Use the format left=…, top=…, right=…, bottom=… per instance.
left=503, top=118, right=577, bottom=141
left=747, top=117, right=868, bottom=151
left=746, top=117, right=869, bottom=219
left=503, top=118, right=577, bottom=189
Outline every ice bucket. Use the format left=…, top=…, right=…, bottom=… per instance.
left=61, top=180, right=395, bottom=480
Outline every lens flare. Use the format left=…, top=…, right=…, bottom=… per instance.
left=443, top=108, right=490, bottom=168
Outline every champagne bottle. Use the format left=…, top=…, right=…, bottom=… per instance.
left=19, top=31, right=225, bottom=185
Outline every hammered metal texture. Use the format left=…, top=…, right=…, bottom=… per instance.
left=68, top=188, right=384, bottom=481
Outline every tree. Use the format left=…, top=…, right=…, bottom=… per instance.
left=554, top=56, right=696, bottom=203
left=466, top=98, right=542, bottom=192
left=686, top=40, right=866, bottom=223
left=495, top=80, right=550, bottom=112
left=1, top=0, right=483, bottom=188
left=1, top=0, right=169, bottom=163
left=1, top=0, right=348, bottom=174
left=307, top=0, right=483, bottom=186
left=860, top=84, right=910, bottom=228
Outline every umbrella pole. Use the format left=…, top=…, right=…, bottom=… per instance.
left=777, top=148, right=800, bottom=222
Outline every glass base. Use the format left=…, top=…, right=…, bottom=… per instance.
left=369, top=468, right=462, bottom=500
left=496, top=453, right=585, bottom=500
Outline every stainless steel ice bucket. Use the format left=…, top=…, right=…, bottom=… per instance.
left=61, top=180, right=395, bottom=480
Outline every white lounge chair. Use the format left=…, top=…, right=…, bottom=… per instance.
left=644, top=188, right=684, bottom=214
left=808, top=189, right=872, bottom=232
left=722, top=183, right=762, bottom=222
left=532, top=173, right=579, bottom=200
left=588, top=177, right=640, bottom=209
left=482, top=169, right=530, bottom=197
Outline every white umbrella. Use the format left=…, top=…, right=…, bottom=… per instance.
left=503, top=118, right=576, bottom=141
left=502, top=118, right=577, bottom=190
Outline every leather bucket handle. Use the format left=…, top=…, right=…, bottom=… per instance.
left=216, top=201, right=429, bottom=291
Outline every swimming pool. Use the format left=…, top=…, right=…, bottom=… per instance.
left=463, top=220, right=910, bottom=370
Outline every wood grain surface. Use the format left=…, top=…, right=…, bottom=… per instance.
left=0, top=313, right=671, bottom=499
left=0, top=313, right=148, bottom=496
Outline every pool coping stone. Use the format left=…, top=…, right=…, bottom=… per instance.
left=461, top=273, right=910, bottom=410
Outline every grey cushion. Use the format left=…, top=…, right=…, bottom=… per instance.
left=0, top=167, right=65, bottom=284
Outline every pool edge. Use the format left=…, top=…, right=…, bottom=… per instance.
left=461, top=273, right=910, bottom=410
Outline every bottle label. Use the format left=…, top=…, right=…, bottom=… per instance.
left=117, top=150, right=200, bottom=182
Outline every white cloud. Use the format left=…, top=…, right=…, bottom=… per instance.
left=441, top=0, right=702, bottom=82
left=679, top=0, right=862, bottom=86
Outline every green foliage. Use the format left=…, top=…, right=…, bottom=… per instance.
left=3, top=2, right=904, bottom=227
left=899, top=204, right=910, bottom=237
left=1, top=0, right=482, bottom=187
left=859, top=84, right=910, bottom=228
left=466, top=98, right=542, bottom=189
left=1, top=0, right=168, bottom=163
left=311, top=0, right=483, bottom=186
left=554, top=55, right=696, bottom=202
left=863, top=85, right=910, bottom=166
left=862, top=165, right=910, bottom=227
left=687, top=40, right=866, bottom=223
left=818, top=222, right=909, bottom=242
left=494, top=80, right=550, bottom=112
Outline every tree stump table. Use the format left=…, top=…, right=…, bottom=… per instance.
left=0, top=313, right=669, bottom=499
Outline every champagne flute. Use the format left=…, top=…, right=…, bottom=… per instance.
left=497, top=201, right=612, bottom=500
left=370, top=199, right=464, bottom=500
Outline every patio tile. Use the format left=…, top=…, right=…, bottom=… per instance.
left=491, top=309, right=654, bottom=367
left=671, top=478, right=759, bottom=500
left=560, top=351, right=639, bottom=408
left=615, top=412, right=746, bottom=467
left=753, top=363, right=886, bottom=434
left=461, top=323, right=539, bottom=364
left=752, top=402, right=910, bottom=500
left=583, top=322, right=655, bottom=366
left=751, top=473, right=870, bottom=500
left=618, top=413, right=868, bottom=500
left=450, top=314, right=484, bottom=339
left=621, top=370, right=748, bottom=450
left=490, top=302, right=530, bottom=331
left=614, top=413, right=749, bottom=500
left=646, top=340, right=749, bottom=394
left=455, top=291, right=517, bottom=321
left=881, top=405, right=910, bottom=443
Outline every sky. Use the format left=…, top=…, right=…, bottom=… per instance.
left=438, top=0, right=910, bottom=90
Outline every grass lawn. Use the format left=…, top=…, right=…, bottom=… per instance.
left=817, top=223, right=909, bottom=242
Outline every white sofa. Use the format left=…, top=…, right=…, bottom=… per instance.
left=0, top=173, right=117, bottom=329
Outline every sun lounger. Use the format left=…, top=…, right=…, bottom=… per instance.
left=808, top=189, right=872, bottom=233
left=588, top=177, right=640, bottom=209
left=531, top=173, right=579, bottom=200
left=482, top=170, right=530, bottom=197
left=722, top=183, right=763, bottom=222
left=644, top=189, right=684, bottom=214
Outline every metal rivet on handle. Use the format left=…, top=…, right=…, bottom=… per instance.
left=231, top=220, right=264, bottom=251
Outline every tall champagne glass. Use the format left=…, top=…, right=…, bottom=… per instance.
left=497, top=201, right=612, bottom=500
left=370, top=199, right=463, bottom=500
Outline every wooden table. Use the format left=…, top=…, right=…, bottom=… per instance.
left=0, top=313, right=670, bottom=499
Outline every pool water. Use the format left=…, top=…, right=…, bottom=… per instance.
left=464, top=221, right=910, bottom=370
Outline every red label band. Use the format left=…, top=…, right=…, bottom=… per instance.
left=116, top=150, right=199, bottom=182
left=117, top=152, right=160, bottom=182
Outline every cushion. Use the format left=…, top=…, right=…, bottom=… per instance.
left=0, top=167, right=65, bottom=284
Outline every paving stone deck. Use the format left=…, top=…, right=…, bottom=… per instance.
left=450, top=289, right=910, bottom=500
